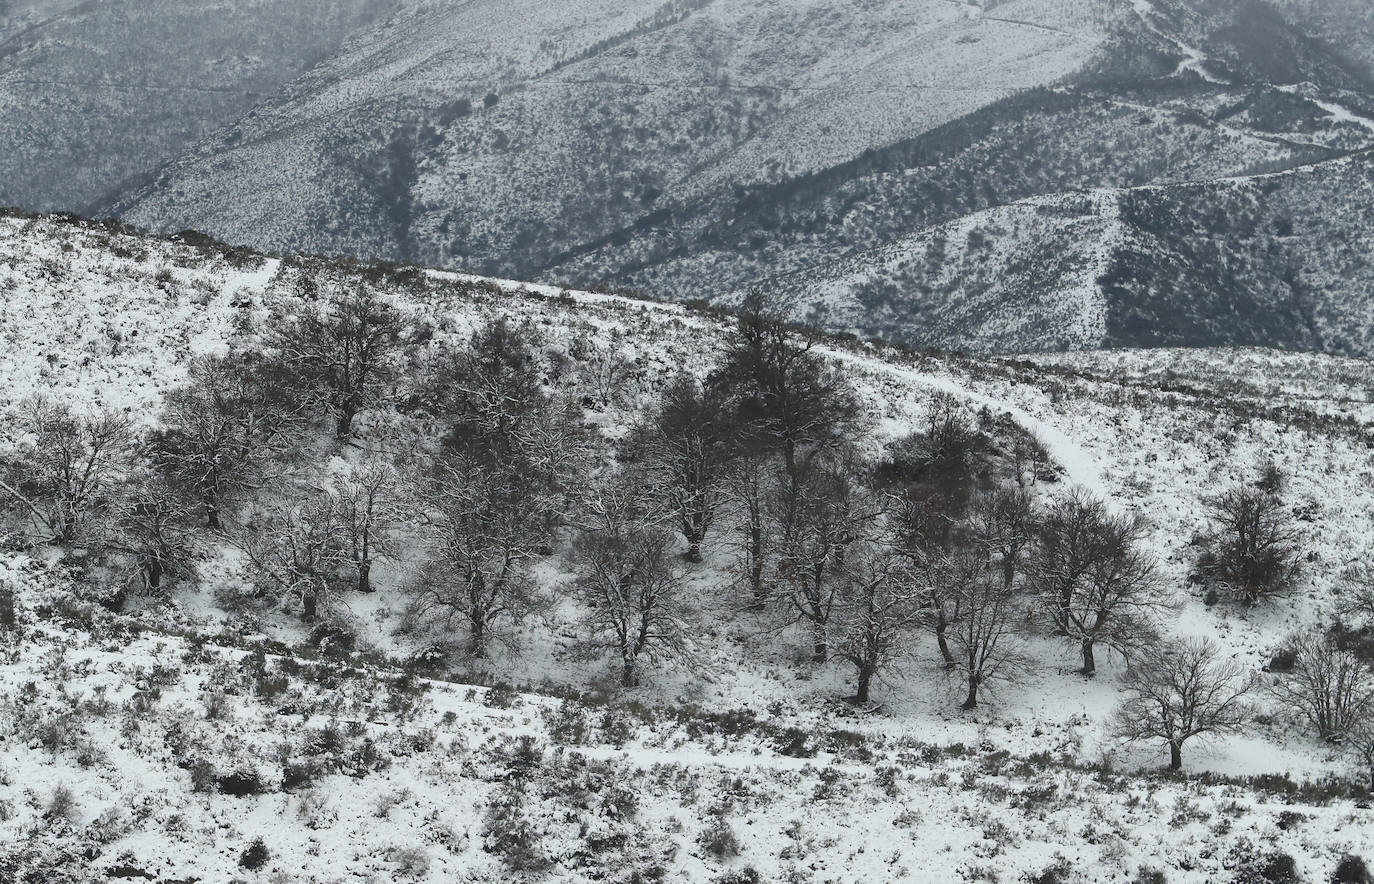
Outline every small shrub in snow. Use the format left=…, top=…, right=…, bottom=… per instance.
left=713, top=869, right=761, bottom=884
left=699, top=817, right=740, bottom=860
left=43, top=784, right=79, bottom=824
left=390, top=845, right=431, bottom=878
left=484, top=682, right=521, bottom=709
left=1233, top=851, right=1302, bottom=884
left=239, top=838, right=270, bottom=870
left=1332, top=855, right=1373, bottom=884
left=216, top=769, right=267, bottom=797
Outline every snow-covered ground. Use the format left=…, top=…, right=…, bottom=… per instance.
left=2, top=213, right=1373, bottom=881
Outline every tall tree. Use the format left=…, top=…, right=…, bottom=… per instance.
left=239, top=494, right=350, bottom=620
left=442, top=317, right=548, bottom=460
left=775, top=453, right=878, bottom=662
left=1200, top=485, right=1302, bottom=604
left=0, top=400, right=138, bottom=546
left=724, top=443, right=774, bottom=610
left=723, top=294, right=861, bottom=482
left=945, top=561, right=1024, bottom=710
left=151, top=354, right=302, bottom=530
left=571, top=480, right=692, bottom=687
left=105, top=480, right=198, bottom=598
left=267, top=276, right=407, bottom=438
left=407, top=453, right=549, bottom=657
left=635, top=374, right=732, bottom=562
left=971, top=486, right=1036, bottom=591
left=1029, top=493, right=1167, bottom=676
left=1268, top=630, right=1374, bottom=742
left=331, top=458, right=402, bottom=594
left=1112, top=637, right=1254, bottom=770
left=832, top=541, right=923, bottom=704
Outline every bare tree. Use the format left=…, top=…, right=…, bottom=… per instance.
left=105, top=480, right=198, bottom=598
left=442, top=317, right=548, bottom=458
left=331, top=459, right=402, bottom=594
left=152, top=354, right=302, bottom=530
left=266, top=277, right=407, bottom=438
left=635, top=374, right=732, bottom=562
left=1029, top=493, right=1167, bottom=676
left=916, top=532, right=982, bottom=669
left=571, top=481, right=692, bottom=687
left=1112, top=637, right=1254, bottom=770
left=971, top=486, right=1036, bottom=591
left=775, top=454, right=879, bottom=662
left=723, top=294, right=862, bottom=483
left=832, top=541, right=924, bottom=704
left=945, top=561, right=1025, bottom=710
left=723, top=443, right=774, bottom=610
left=1267, top=630, right=1374, bottom=742
left=239, top=494, right=351, bottom=620
left=1199, top=486, right=1302, bottom=604
left=407, top=454, right=549, bottom=658
left=0, top=400, right=137, bottom=545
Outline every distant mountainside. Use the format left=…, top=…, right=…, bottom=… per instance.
left=3, top=0, right=1374, bottom=354
left=0, top=0, right=394, bottom=213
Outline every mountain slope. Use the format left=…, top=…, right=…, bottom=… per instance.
left=738, top=146, right=1374, bottom=354
left=4, top=0, right=1374, bottom=356
left=0, top=0, right=395, bottom=214
left=110, top=0, right=1110, bottom=266
left=3, top=212, right=1374, bottom=881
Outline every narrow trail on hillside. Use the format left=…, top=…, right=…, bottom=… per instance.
left=818, top=344, right=1109, bottom=499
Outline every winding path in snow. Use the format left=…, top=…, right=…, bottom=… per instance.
left=434, top=272, right=1112, bottom=502
left=818, top=344, right=1109, bottom=498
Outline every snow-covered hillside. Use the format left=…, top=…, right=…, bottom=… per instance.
left=2, top=214, right=1374, bottom=881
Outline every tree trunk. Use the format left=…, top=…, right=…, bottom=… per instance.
left=357, top=559, right=372, bottom=594
left=146, top=555, right=163, bottom=593
left=205, top=493, right=221, bottom=531
left=684, top=539, right=702, bottom=564
left=1081, top=638, right=1096, bottom=677
left=747, top=513, right=766, bottom=609
left=336, top=403, right=356, bottom=439
left=961, top=675, right=979, bottom=710
left=856, top=668, right=872, bottom=704
left=935, top=622, right=956, bottom=668
left=811, top=618, right=827, bottom=663
left=471, top=619, right=486, bottom=659
left=302, top=592, right=317, bottom=620
left=621, top=659, right=637, bottom=688
left=1169, top=741, right=1182, bottom=771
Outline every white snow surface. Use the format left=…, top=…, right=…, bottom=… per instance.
left=1, top=214, right=1373, bottom=881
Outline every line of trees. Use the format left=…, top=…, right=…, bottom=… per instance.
left=2, top=277, right=1361, bottom=776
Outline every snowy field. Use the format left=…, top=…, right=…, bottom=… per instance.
left=1, top=213, right=1373, bottom=881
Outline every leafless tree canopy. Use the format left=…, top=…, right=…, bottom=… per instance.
left=831, top=540, right=924, bottom=704
left=406, top=453, right=549, bottom=658
left=571, top=480, right=693, bottom=687
left=632, top=374, right=733, bottom=563
left=1199, top=485, right=1302, bottom=604
left=238, top=493, right=352, bottom=621
left=1112, top=637, right=1254, bottom=770
left=1267, top=630, right=1374, bottom=742
left=151, top=354, right=303, bottom=530
left=1029, top=491, right=1167, bottom=676
left=266, top=275, right=408, bottom=438
left=0, top=400, right=137, bottom=545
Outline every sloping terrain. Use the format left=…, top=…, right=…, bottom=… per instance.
left=109, top=0, right=1108, bottom=266
left=739, top=147, right=1374, bottom=354
left=2, top=213, right=1374, bottom=880
left=5, top=0, right=1374, bottom=355
left=0, top=0, right=394, bottom=213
